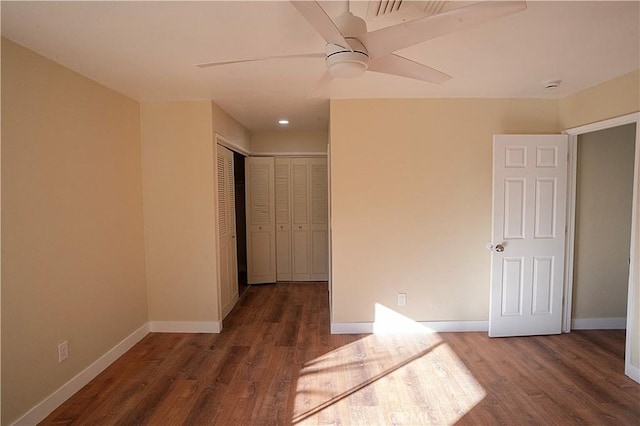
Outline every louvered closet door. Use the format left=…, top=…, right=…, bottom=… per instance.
left=217, top=145, right=238, bottom=318
left=291, top=158, right=310, bottom=281
left=309, top=158, right=328, bottom=281
left=275, top=157, right=292, bottom=281
left=246, top=157, right=276, bottom=284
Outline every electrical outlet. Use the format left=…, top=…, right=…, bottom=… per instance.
left=397, top=293, right=407, bottom=306
left=58, top=341, right=69, bottom=362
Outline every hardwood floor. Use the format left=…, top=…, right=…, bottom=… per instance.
left=41, top=282, right=639, bottom=425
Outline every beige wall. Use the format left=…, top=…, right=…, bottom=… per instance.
left=559, top=70, right=640, bottom=130
left=212, top=102, right=251, bottom=153
left=573, top=124, right=636, bottom=319
left=1, top=39, right=148, bottom=424
left=141, top=100, right=251, bottom=323
left=140, top=101, right=219, bottom=322
left=251, top=129, right=328, bottom=154
left=330, top=98, right=560, bottom=323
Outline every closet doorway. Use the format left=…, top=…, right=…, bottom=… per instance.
left=564, top=112, right=640, bottom=382
left=572, top=123, right=635, bottom=330
left=216, top=139, right=248, bottom=319
left=234, top=151, right=248, bottom=297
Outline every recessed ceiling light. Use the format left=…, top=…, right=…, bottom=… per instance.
left=278, top=119, right=289, bottom=125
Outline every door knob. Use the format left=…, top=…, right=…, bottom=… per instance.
left=495, top=244, right=505, bottom=252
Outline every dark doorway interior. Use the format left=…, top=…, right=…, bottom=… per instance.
left=234, top=152, right=248, bottom=296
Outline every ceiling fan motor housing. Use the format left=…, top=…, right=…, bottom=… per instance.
left=326, top=40, right=369, bottom=78
left=326, top=12, right=369, bottom=78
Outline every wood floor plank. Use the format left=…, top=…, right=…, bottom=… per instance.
left=40, top=283, right=640, bottom=425
left=141, top=378, right=200, bottom=426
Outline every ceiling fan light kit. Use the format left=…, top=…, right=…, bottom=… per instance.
left=326, top=40, right=369, bottom=78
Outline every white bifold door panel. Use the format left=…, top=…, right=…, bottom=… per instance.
left=275, top=158, right=292, bottom=281
left=309, top=158, right=329, bottom=281
left=291, top=158, right=311, bottom=280
left=490, top=135, right=568, bottom=337
left=246, top=157, right=276, bottom=284
left=217, top=145, right=239, bottom=318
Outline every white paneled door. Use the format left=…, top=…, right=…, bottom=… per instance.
left=489, top=135, right=568, bottom=337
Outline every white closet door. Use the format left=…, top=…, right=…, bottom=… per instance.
left=225, top=150, right=238, bottom=302
left=291, top=158, right=310, bottom=281
left=310, top=158, right=328, bottom=281
left=217, top=145, right=238, bottom=318
left=246, top=157, right=276, bottom=284
left=275, top=157, right=292, bottom=281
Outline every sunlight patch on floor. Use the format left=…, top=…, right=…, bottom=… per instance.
left=373, top=303, right=437, bottom=334
left=292, top=304, right=486, bottom=425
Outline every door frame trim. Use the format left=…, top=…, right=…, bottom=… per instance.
left=563, top=112, right=640, bottom=383
left=216, top=133, right=250, bottom=156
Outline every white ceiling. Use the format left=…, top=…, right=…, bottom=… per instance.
left=2, top=1, right=638, bottom=132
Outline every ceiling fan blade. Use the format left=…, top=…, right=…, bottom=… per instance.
left=367, top=54, right=451, bottom=84
left=307, top=72, right=333, bottom=99
left=290, top=1, right=350, bottom=49
left=360, top=1, right=527, bottom=59
left=196, top=53, right=325, bottom=68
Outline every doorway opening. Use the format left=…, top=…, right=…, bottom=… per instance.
left=234, top=151, right=248, bottom=297
left=564, top=112, right=640, bottom=383
left=572, top=123, right=636, bottom=329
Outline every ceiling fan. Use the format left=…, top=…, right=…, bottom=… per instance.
left=197, top=1, right=527, bottom=97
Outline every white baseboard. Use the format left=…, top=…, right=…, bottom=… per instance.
left=12, top=323, right=150, bottom=426
left=12, top=320, right=222, bottom=425
left=331, top=320, right=488, bottom=334
left=625, top=362, right=640, bottom=384
left=571, top=317, right=626, bottom=330
left=420, top=321, right=488, bottom=332
left=331, top=322, right=373, bottom=334
left=149, top=321, right=222, bottom=333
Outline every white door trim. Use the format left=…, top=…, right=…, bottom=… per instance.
left=563, top=112, right=640, bottom=383
left=216, top=133, right=250, bottom=156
